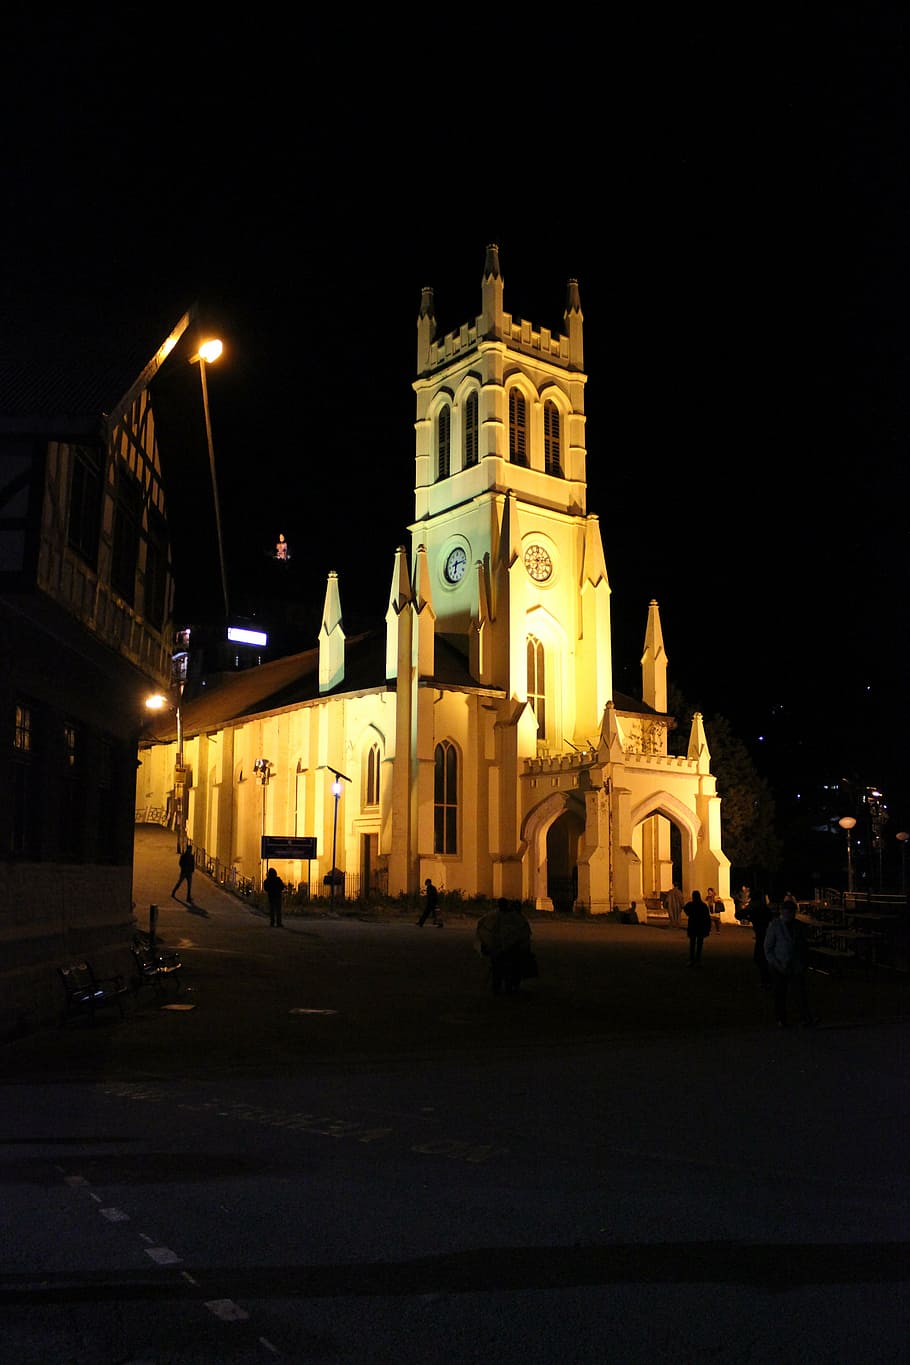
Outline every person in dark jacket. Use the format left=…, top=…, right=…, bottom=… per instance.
left=418, top=878, right=442, bottom=926
left=684, top=889, right=711, bottom=966
left=264, top=867, right=285, bottom=927
left=748, top=894, right=774, bottom=988
left=764, top=897, right=814, bottom=1026
left=171, top=846, right=195, bottom=904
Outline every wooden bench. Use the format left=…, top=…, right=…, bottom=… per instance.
left=131, top=939, right=183, bottom=996
left=59, top=961, right=127, bottom=1023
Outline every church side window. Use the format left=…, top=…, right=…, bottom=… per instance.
left=509, top=389, right=527, bottom=465
left=365, top=742, right=381, bottom=808
left=527, top=636, right=546, bottom=738
left=437, top=405, right=451, bottom=480
left=543, top=401, right=562, bottom=476
left=464, top=391, right=479, bottom=467
left=434, top=740, right=457, bottom=854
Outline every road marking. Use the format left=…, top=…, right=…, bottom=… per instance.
left=205, top=1298, right=249, bottom=1321
left=99, top=1206, right=130, bottom=1222
left=145, top=1246, right=182, bottom=1265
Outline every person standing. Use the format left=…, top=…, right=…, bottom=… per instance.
left=171, top=846, right=195, bottom=904
left=666, top=884, right=685, bottom=929
left=705, top=886, right=725, bottom=933
left=476, top=898, right=532, bottom=994
left=764, top=896, right=814, bottom=1026
left=746, top=893, right=774, bottom=988
left=418, top=877, right=441, bottom=926
left=684, top=889, right=711, bottom=966
left=264, top=867, right=285, bottom=927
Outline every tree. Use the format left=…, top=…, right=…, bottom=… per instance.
left=667, top=685, right=781, bottom=889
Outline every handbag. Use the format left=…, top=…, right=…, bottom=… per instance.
left=519, top=950, right=539, bottom=980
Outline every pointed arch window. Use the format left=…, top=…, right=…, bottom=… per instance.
left=434, top=740, right=457, bottom=854
left=437, top=405, right=451, bottom=480
left=464, top=391, right=479, bottom=467
left=527, top=636, right=546, bottom=739
left=365, top=742, right=381, bottom=808
left=509, top=389, right=528, bottom=466
left=543, top=401, right=562, bottom=476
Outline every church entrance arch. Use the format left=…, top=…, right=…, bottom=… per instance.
left=523, top=790, right=586, bottom=912
left=630, top=791, right=700, bottom=905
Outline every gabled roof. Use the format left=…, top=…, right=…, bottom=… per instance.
left=0, top=296, right=195, bottom=434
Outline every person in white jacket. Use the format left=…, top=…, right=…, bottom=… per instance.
left=764, top=898, right=814, bottom=1027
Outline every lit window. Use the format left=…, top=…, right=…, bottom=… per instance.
left=464, top=392, right=479, bottom=467
left=365, top=743, right=381, bottom=807
left=544, top=401, right=562, bottom=476
left=14, top=703, right=31, bottom=752
left=437, top=405, right=451, bottom=480
left=434, top=740, right=457, bottom=854
left=527, top=636, right=546, bottom=738
left=509, top=390, right=527, bottom=465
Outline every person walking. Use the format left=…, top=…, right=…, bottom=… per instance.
left=418, top=877, right=442, bottom=926
left=476, top=898, right=533, bottom=994
left=666, top=884, right=685, bottom=929
left=764, top=896, right=814, bottom=1026
left=684, top=889, right=711, bottom=966
left=264, top=867, right=285, bottom=927
left=171, top=846, right=195, bottom=904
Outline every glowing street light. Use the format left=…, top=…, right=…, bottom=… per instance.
left=189, top=338, right=228, bottom=622
left=838, top=816, right=857, bottom=894
left=145, top=690, right=186, bottom=852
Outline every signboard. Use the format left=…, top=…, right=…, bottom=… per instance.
left=261, top=836, right=317, bottom=859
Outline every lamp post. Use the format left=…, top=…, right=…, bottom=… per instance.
left=838, top=816, right=857, bottom=894
left=897, top=831, right=909, bottom=898
left=189, top=338, right=228, bottom=622
left=146, top=690, right=185, bottom=852
left=327, top=767, right=351, bottom=910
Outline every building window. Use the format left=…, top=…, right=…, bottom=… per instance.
left=14, top=703, right=31, bottom=752
left=509, top=390, right=528, bottom=466
left=527, top=636, right=546, bottom=739
left=68, top=443, right=103, bottom=568
left=110, top=468, right=142, bottom=604
left=464, top=392, right=479, bottom=467
left=434, top=740, right=457, bottom=854
left=144, top=505, right=169, bottom=630
left=365, top=742, right=381, bottom=808
left=543, top=401, right=562, bottom=476
left=63, top=722, right=77, bottom=768
left=437, top=405, right=451, bottom=480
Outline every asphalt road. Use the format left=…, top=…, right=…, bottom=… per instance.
left=0, top=825, right=906, bottom=1363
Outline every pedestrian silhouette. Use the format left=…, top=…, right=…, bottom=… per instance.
left=171, top=847, right=195, bottom=904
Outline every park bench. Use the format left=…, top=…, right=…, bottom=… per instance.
left=58, top=961, right=127, bottom=1024
left=131, top=938, right=184, bottom=996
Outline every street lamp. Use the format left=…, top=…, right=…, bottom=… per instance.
left=146, top=691, right=185, bottom=853
left=838, top=816, right=857, bottom=894
left=897, top=831, right=909, bottom=897
left=189, top=338, right=228, bottom=622
left=327, top=767, right=351, bottom=910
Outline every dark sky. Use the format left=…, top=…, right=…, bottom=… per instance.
left=4, top=12, right=909, bottom=823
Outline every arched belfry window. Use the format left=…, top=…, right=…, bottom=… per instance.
left=543, top=401, right=562, bottom=476
left=437, top=405, right=451, bottom=480
left=365, top=742, right=381, bottom=808
left=434, top=740, right=457, bottom=854
left=464, top=391, right=479, bottom=467
left=509, top=389, right=528, bottom=466
left=527, top=636, right=546, bottom=739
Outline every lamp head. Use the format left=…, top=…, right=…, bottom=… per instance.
left=838, top=816, right=857, bottom=831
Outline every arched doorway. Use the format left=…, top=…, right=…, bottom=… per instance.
left=546, top=809, right=584, bottom=912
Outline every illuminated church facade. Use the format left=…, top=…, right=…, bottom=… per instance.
left=139, top=246, right=730, bottom=916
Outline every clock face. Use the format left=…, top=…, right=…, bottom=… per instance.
left=524, top=544, right=553, bottom=582
left=444, top=547, right=467, bottom=583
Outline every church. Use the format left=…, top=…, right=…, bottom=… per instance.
left=138, top=246, right=731, bottom=917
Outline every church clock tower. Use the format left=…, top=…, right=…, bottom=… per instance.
left=411, top=245, right=613, bottom=754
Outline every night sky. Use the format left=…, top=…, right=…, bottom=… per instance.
left=4, top=13, right=909, bottom=829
